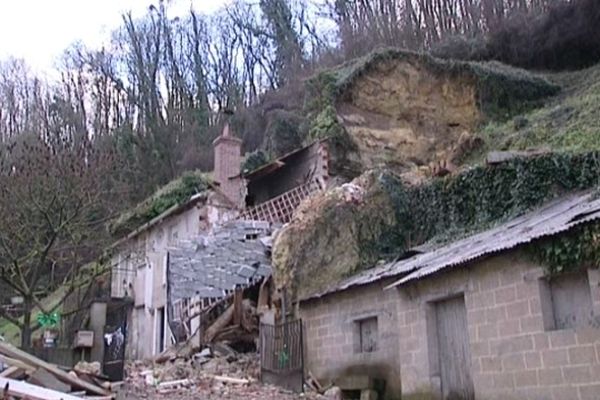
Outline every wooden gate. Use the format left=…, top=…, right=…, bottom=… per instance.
left=435, top=295, right=474, bottom=400
left=260, top=319, right=304, bottom=393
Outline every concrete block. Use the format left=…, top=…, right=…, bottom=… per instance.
left=492, top=372, right=514, bottom=389
left=481, top=356, right=502, bottom=372
left=502, top=353, right=525, bottom=370
left=538, top=368, right=564, bottom=386
left=506, top=300, right=530, bottom=319
left=477, top=324, right=498, bottom=341
left=568, top=345, right=597, bottom=365
left=562, top=365, right=592, bottom=384
left=549, top=330, right=577, bottom=348
left=521, top=316, right=542, bottom=333
left=542, top=349, right=569, bottom=367
left=533, top=333, right=550, bottom=350
left=524, top=352, right=542, bottom=369
left=498, top=319, right=521, bottom=336
left=486, top=306, right=507, bottom=323
left=579, top=384, right=600, bottom=400
left=360, top=389, right=378, bottom=400
left=495, top=286, right=517, bottom=304
left=514, top=369, right=538, bottom=388
left=551, top=385, right=580, bottom=400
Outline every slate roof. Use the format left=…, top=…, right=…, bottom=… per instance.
left=301, top=191, right=600, bottom=302
left=168, top=220, right=273, bottom=302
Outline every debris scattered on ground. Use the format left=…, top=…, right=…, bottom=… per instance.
left=121, top=350, right=326, bottom=400
left=0, top=341, right=115, bottom=399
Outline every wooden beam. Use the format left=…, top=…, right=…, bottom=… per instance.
left=0, top=342, right=110, bottom=396
left=0, top=377, right=84, bottom=400
left=0, top=354, right=36, bottom=373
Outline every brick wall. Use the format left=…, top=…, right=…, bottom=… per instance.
left=300, top=280, right=403, bottom=399
left=213, top=128, right=242, bottom=207
left=300, top=250, right=600, bottom=400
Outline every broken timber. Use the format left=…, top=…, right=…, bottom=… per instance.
left=0, top=377, right=84, bottom=400
left=0, top=342, right=110, bottom=396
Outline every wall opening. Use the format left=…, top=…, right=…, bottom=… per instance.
left=353, top=316, right=378, bottom=353
left=539, top=270, right=594, bottom=331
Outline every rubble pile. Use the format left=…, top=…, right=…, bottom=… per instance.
left=121, top=349, right=323, bottom=400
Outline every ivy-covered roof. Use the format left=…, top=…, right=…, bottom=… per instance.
left=109, top=171, right=211, bottom=238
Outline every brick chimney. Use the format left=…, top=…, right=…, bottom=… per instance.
left=213, top=123, right=243, bottom=207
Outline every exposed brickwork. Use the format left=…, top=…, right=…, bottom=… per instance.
left=300, top=250, right=600, bottom=400
left=213, top=123, right=243, bottom=207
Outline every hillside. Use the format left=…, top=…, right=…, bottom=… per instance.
left=478, top=63, right=600, bottom=155
left=271, top=53, right=600, bottom=302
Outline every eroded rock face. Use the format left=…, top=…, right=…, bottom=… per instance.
left=271, top=171, right=400, bottom=301
left=336, top=58, right=481, bottom=171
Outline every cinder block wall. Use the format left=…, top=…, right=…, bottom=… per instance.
left=300, top=250, right=600, bottom=400
left=300, top=279, right=403, bottom=399
left=396, top=251, right=600, bottom=400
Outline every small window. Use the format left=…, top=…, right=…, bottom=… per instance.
left=539, top=271, right=594, bottom=331
left=354, top=317, right=378, bottom=353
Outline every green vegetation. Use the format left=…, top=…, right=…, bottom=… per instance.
left=479, top=63, right=600, bottom=153
left=375, top=151, right=600, bottom=264
left=109, top=171, right=211, bottom=238
left=241, top=150, right=270, bottom=174
left=315, top=48, right=559, bottom=119
left=532, top=222, right=600, bottom=276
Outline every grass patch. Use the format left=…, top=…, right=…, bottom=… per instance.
left=478, top=63, right=600, bottom=154
left=109, top=171, right=211, bottom=238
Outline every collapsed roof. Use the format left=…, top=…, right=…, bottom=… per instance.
left=168, top=220, right=273, bottom=302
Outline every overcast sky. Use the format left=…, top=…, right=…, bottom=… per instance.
left=0, top=0, right=228, bottom=72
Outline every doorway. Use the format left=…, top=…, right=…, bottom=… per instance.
left=434, top=295, right=474, bottom=400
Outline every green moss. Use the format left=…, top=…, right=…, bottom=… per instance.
left=315, top=48, right=559, bottom=120
left=109, top=171, right=210, bottom=237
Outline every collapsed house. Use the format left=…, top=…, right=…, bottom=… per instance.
left=299, top=191, right=600, bottom=400
left=104, top=123, right=330, bottom=362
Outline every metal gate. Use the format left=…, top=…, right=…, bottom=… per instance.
left=260, top=319, right=304, bottom=392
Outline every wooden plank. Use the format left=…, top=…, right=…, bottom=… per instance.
left=0, top=376, right=84, bottom=400
left=0, top=354, right=37, bottom=373
left=0, top=366, right=22, bottom=378
left=0, top=342, right=109, bottom=396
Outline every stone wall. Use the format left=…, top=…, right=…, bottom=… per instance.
left=300, top=250, right=600, bottom=400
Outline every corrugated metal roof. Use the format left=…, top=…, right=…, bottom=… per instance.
left=301, top=191, right=600, bottom=301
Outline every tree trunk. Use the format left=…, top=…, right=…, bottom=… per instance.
left=20, top=298, right=32, bottom=350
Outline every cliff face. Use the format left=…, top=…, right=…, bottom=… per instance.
left=272, top=152, right=600, bottom=303
left=308, top=50, right=559, bottom=178
left=337, top=57, right=481, bottom=170
left=272, top=50, right=567, bottom=304
left=272, top=171, right=401, bottom=301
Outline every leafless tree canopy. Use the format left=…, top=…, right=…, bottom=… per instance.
left=0, top=0, right=597, bottom=347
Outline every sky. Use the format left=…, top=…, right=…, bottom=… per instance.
left=0, top=0, right=228, bottom=72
